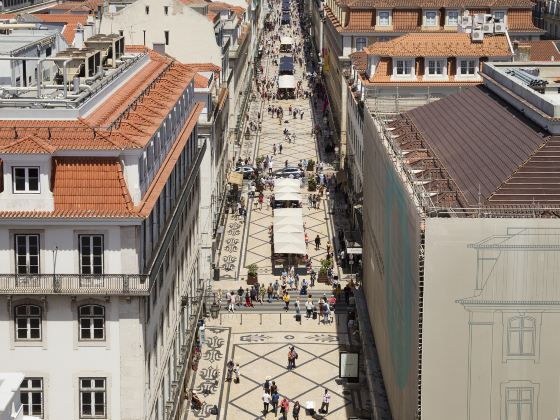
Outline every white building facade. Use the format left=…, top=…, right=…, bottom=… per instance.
left=0, top=43, right=207, bottom=420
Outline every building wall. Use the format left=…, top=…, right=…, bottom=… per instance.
left=362, top=110, right=420, bottom=420
left=422, top=218, right=560, bottom=420
left=0, top=295, right=145, bottom=420
left=100, top=1, right=221, bottom=67
left=0, top=224, right=138, bottom=275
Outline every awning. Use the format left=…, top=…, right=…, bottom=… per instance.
left=228, top=172, right=243, bottom=185
left=273, top=232, right=307, bottom=254
left=274, top=178, right=300, bottom=192
left=275, top=191, right=301, bottom=201
left=280, top=37, right=293, bottom=45
left=278, top=75, right=296, bottom=89
left=273, top=208, right=305, bottom=254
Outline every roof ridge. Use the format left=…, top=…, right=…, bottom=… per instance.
left=0, top=134, right=57, bottom=154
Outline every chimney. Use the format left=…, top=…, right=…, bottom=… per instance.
left=73, top=24, right=84, bottom=49
left=516, top=44, right=531, bottom=62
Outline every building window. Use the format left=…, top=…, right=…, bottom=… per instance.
left=355, top=37, right=367, bottom=51
left=395, top=59, right=413, bottom=76
left=79, top=305, right=105, bottom=341
left=13, top=167, right=39, bottom=193
left=425, top=10, right=438, bottom=26
left=14, top=304, right=41, bottom=341
left=458, top=59, right=477, bottom=75
left=378, top=10, right=390, bottom=26
left=79, top=378, right=106, bottom=418
left=493, top=10, right=506, bottom=23
left=447, top=10, right=459, bottom=26
left=79, top=235, right=104, bottom=275
left=507, top=316, right=535, bottom=356
left=426, top=59, right=445, bottom=75
left=145, top=5, right=149, bottom=14
left=505, top=387, right=534, bottom=420
left=15, top=234, right=40, bottom=275
left=21, top=378, right=43, bottom=418
left=164, top=30, right=170, bottom=45
left=164, top=6, right=169, bottom=15
left=119, top=30, right=123, bottom=36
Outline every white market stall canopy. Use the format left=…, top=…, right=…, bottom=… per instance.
left=280, top=36, right=293, bottom=45
left=273, top=208, right=306, bottom=254
left=275, top=191, right=301, bottom=202
left=274, top=178, right=300, bottom=196
left=274, top=233, right=306, bottom=254
left=278, top=75, right=296, bottom=89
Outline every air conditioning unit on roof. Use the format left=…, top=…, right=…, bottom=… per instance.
left=460, top=15, right=472, bottom=26
left=471, top=30, right=484, bottom=42
left=494, top=22, right=506, bottom=33
left=473, top=14, right=485, bottom=25
left=482, top=23, right=494, bottom=33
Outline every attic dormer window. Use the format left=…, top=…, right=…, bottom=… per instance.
left=13, top=167, right=39, bottom=193
left=424, top=10, right=438, bottom=26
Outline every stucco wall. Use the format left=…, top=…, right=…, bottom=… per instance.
left=101, top=0, right=221, bottom=67
left=422, top=219, right=560, bottom=420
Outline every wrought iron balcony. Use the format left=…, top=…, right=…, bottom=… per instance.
left=0, top=274, right=150, bottom=295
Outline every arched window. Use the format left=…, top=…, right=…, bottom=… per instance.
left=78, top=305, right=105, bottom=341
left=15, top=304, right=41, bottom=340
left=507, top=316, right=535, bottom=356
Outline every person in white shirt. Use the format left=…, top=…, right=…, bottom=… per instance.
left=262, top=391, right=271, bottom=414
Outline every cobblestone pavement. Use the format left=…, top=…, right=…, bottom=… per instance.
left=187, top=0, right=371, bottom=418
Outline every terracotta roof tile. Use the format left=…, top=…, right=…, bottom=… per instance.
left=347, top=9, right=374, bottom=30
left=0, top=135, right=56, bottom=154
left=522, top=40, right=560, bottom=61
left=350, top=51, right=367, bottom=72
left=53, top=157, right=134, bottom=214
left=342, top=0, right=535, bottom=8
left=365, top=33, right=512, bottom=57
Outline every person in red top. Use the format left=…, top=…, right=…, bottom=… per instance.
left=280, top=397, right=289, bottom=420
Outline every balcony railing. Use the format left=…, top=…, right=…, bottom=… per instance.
left=0, top=274, right=150, bottom=295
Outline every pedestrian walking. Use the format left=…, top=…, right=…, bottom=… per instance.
left=283, top=292, right=290, bottom=311
left=314, top=234, right=321, bottom=250
left=226, top=360, right=234, bottom=382
left=271, top=390, right=280, bottom=416
left=279, top=143, right=283, bottom=154
left=262, top=390, right=271, bottom=414
left=305, top=298, right=313, bottom=318
left=293, top=401, right=301, bottom=420
left=280, top=398, right=289, bottom=420
left=234, top=363, right=240, bottom=383
left=320, top=389, right=331, bottom=414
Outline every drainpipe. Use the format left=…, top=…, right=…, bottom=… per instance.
left=36, top=59, right=44, bottom=98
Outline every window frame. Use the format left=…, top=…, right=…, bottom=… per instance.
left=377, top=10, right=391, bottom=26
left=424, top=10, right=438, bottom=26
left=355, top=37, right=367, bottom=52
left=493, top=10, right=506, bottom=23
left=14, top=304, right=42, bottom=341
left=15, top=234, right=40, bottom=275
left=425, top=58, right=447, bottom=77
left=393, top=58, right=415, bottom=78
left=457, top=58, right=478, bottom=77
left=446, top=9, right=459, bottom=26
left=78, top=304, right=106, bottom=341
left=21, top=377, right=44, bottom=418
left=79, top=378, right=107, bottom=419
left=505, top=387, right=534, bottom=420
left=507, top=316, right=536, bottom=357
left=79, top=235, right=104, bottom=275
left=12, top=166, right=40, bottom=194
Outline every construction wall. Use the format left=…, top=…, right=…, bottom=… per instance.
left=422, top=218, right=560, bottom=420
left=362, top=111, right=420, bottom=420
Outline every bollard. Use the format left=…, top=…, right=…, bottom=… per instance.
left=260, top=313, right=262, bottom=325
left=279, top=313, right=282, bottom=325
left=240, top=313, right=243, bottom=325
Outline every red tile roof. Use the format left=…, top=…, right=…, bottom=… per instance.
left=364, top=33, right=512, bottom=57
left=520, top=40, right=560, bottom=61
left=0, top=135, right=56, bottom=154
left=53, top=157, right=134, bottom=215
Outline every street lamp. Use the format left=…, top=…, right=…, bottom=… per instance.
left=210, top=293, right=220, bottom=319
